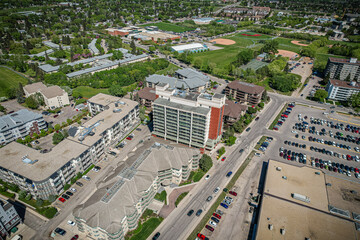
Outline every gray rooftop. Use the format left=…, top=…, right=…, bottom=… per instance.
left=43, top=41, right=70, bottom=50
left=29, top=49, right=54, bottom=58
left=0, top=109, right=43, bottom=133
left=73, top=140, right=199, bottom=233
left=154, top=97, right=210, bottom=115
left=87, top=93, right=121, bottom=106
left=176, top=68, right=210, bottom=82
left=66, top=54, right=148, bottom=78
left=0, top=139, right=88, bottom=182
left=88, top=39, right=100, bottom=55
left=146, top=72, right=208, bottom=90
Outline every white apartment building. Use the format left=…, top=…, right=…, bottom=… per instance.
left=0, top=199, right=21, bottom=239
left=73, top=142, right=200, bottom=240
left=326, top=79, right=360, bottom=101
left=0, top=109, right=47, bottom=145
left=152, top=83, right=226, bottom=151
left=0, top=96, right=139, bottom=199
left=87, top=93, right=123, bottom=116
left=23, top=82, right=70, bottom=109
left=324, top=57, right=360, bottom=82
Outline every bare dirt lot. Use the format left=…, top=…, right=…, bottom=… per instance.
left=209, top=38, right=236, bottom=45
left=276, top=49, right=298, bottom=59
left=291, top=40, right=309, bottom=46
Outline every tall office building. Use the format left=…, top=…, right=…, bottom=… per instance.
left=152, top=83, right=226, bottom=151
left=324, top=57, right=360, bottom=82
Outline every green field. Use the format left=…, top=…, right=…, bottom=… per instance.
left=156, top=63, right=180, bottom=75
left=0, top=67, right=28, bottom=97
left=72, top=86, right=109, bottom=99
left=140, top=22, right=195, bottom=33
left=29, top=45, right=50, bottom=54
left=129, top=218, right=163, bottom=240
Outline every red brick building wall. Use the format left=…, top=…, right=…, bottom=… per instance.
left=208, top=106, right=224, bottom=140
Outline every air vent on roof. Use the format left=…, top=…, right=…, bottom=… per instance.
left=291, top=193, right=310, bottom=203
left=268, top=224, right=273, bottom=230
left=22, top=155, right=38, bottom=165
left=280, top=228, right=285, bottom=235
left=276, top=167, right=282, bottom=171
left=329, top=205, right=350, bottom=218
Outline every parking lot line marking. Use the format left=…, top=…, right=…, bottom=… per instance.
left=328, top=117, right=360, bottom=127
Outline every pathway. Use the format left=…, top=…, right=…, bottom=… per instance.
left=158, top=184, right=195, bottom=218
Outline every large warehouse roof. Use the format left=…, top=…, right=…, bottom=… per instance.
left=171, top=43, right=206, bottom=52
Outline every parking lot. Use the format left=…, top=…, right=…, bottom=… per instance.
left=265, top=103, right=360, bottom=181
left=43, top=105, right=84, bottom=125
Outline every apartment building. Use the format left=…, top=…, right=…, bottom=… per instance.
left=0, top=97, right=139, bottom=199
left=152, top=84, right=226, bottom=151
left=0, top=109, right=47, bottom=145
left=324, top=57, right=360, bottom=82
left=73, top=141, right=200, bottom=240
left=24, top=82, right=70, bottom=109
left=225, top=81, right=264, bottom=105
left=326, top=79, right=360, bottom=101
left=137, top=87, right=156, bottom=109
left=0, top=199, right=21, bottom=239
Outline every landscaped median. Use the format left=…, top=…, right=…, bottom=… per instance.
left=268, top=103, right=288, bottom=130
left=186, top=150, right=255, bottom=240
left=175, top=192, right=189, bottom=207
left=255, top=136, right=268, bottom=150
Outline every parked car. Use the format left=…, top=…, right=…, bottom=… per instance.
left=62, top=194, right=70, bottom=200
left=220, top=202, right=228, bottom=209
left=75, top=182, right=83, bottom=187
left=67, top=220, right=75, bottom=226
left=82, top=175, right=91, bottom=181
left=71, top=235, right=79, bottom=240
left=152, top=232, right=160, bottom=240
left=66, top=191, right=73, bottom=196
left=229, top=191, right=237, bottom=196
left=70, top=188, right=77, bottom=192
left=54, top=228, right=66, bottom=236
left=205, top=225, right=214, bottom=232
left=58, top=197, right=66, bottom=203
left=213, top=213, right=222, bottom=219
left=221, top=156, right=226, bottom=161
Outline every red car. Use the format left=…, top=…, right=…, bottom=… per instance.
left=281, top=114, right=288, bottom=118
left=126, top=136, right=132, bottom=140
left=229, top=191, right=237, bottom=196
left=221, top=157, right=226, bottom=161
left=205, top=225, right=214, bottom=232
left=58, top=197, right=66, bottom=203
left=71, top=235, right=79, bottom=240
left=213, top=213, right=222, bottom=219
left=355, top=168, right=359, bottom=173
left=53, top=114, right=59, bottom=118
left=197, top=233, right=206, bottom=240
left=273, top=126, right=279, bottom=130
left=287, top=155, right=291, bottom=160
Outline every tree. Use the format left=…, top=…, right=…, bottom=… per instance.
left=54, top=124, right=61, bottom=131
left=261, top=40, right=279, bottom=54
left=64, top=183, right=70, bottom=191
left=48, top=195, right=57, bottom=203
left=0, top=104, right=5, bottom=113
left=130, top=40, right=136, bottom=55
left=44, top=207, right=57, bottom=218
left=36, top=198, right=44, bottom=207
left=53, top=132, right=64, bottom=145
left=314, top=89, right=328, bottom=101
left=199, top=154, right=213, bottom=172
left=218, top=147, right=225, bottom=156
left=234, top=49, right=253, bottom=66
left=349, top=92, right=360, bottom=109
left=25, top=96, right=39, bottom=109
left=111, top=50, right=124, bottom=60
left=25, top=193, right=32, bottom=201
left=226, top=136, right=236, bottom=146
left=19, top=190, right=27, bottom=199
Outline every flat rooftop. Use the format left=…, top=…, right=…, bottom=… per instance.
left=87, top=93, right=121, bottom=106
left=256, top=195, right=358, bottom=240
left=69, top=99, right=139, bottom=146
left=264, top=160, right=329, bottom=212
left=0, top=139, right=88, bottom=182
left=154, top=97, right=210, bottom=116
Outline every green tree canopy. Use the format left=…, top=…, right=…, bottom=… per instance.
left=199, top=154, right=213, bottom=172
left=314, top=89, right=328, bottom=102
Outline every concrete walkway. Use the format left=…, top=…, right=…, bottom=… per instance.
left=159, top=184, right=195, bottom=218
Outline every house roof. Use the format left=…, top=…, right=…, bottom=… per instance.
left=23, top=82, right=47, bottom=95
left=137, top=87, right=156, bottom=101
left=226, top=81, right=264, bottom=95
left=40, top=85, right=65, bottom=99
left=224, top=100, right=248, bottom=118
left=329, top=79, right=360, bottom=89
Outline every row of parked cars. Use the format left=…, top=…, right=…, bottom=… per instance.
left=273, top=103, right=295, bottom=131
left=284, top=140, right=306, bottom=149
left=308, top=136, right=358, bottom=153
left=279, top=148, right=307, bottom=164
left=310, top=118, right=360, bottom=134
left=309, top=145, right=359, bottom=161
left=259, top=137, right=273, bottom=152
left=307, top=126, right=360, bottom=145
left=311, top=158, right=359, bottom=178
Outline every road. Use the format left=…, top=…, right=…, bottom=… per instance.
left=150, top=94, right=284, bottom=240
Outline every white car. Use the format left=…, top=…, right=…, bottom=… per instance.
left=205, top=175, right=210, bottom=180
left=70, top=188, right=77, bottom=192
left=214, top=187, right=220, bottom=194
left=67, top=220, right=76, bottom=226
left=291, top=130, right=298, bottom=134
left=82, top=175, right=91, bottom=181
left=255, top=153, right=261, bottom=157
left=209, top=221, right=217, bottom=227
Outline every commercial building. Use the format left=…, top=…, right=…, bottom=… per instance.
left=225, top=81, right=264, bottom=105
left=255, top=160, right=360, bottom=240
left=152, top=84, right=226, bottom=151
left=0, top=96, right=139, bottom=199
left=223, top=100, right=248, bottom=125
left=0, top=109, right=46, bottom=145
left=0, top=199, right=21, bottom=239
left=324, top=57, right=360, bottom=82
left=137, top=87, right=156, bottom=109
left=326, top=79, right=360, bottom=101
left=24, top=82, right=70, bottom=109
left=132, top=31, right=180, bottom=42
left=193, top=17, right=215, bottom=25
left=222, top=6, right=270, bottom=21
left=146, top=68, right=210, bottom=92
left=73, top=141, right=200, bottom=240
left=106, top=28, right=129, bottom=36
left=171, top=43, right=208, bottom=53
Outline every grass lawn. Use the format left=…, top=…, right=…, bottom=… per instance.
left=140, top=22, right=195, bottom=33
left=276, top=37, right=302, bottom=53
left=0, top=67, right=28, bottom=97
left=269, top=103, right=288, bottom=130
left=175, top=192, right=189, bottom=207
left=154, top=190, right=167, bottom=204
left=129, top=218, right=163, bottom=240
left=72, top=86, right=109, bottom=99
left=192, top=170, right=205, bottom=182
left=156, top=63, right=180, bottom=75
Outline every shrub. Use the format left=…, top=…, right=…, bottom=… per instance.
left=64, top=183, right=70, bottom=191
left=44, top=207, right=57, bottom=218
left=36, top=199, right=44, bottom=207
left=25, top=193, right=32, bottom=201
left=48, top=195, right=57, bottom=203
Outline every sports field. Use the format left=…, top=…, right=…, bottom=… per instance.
left=0, top=67, right=28, bottom=97
left=140, top=22, right=195, bottom=33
